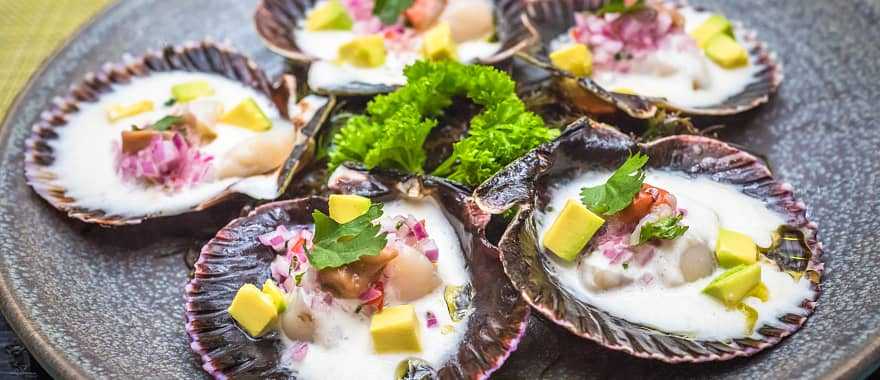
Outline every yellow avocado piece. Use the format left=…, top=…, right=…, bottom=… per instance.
left=219, top=98, right=272, bottom=131
left=228, top=283, right=279, bottom=337
left=612, top=87, right=637, bottom=95
left=715, top=228, right=758, bottom=268
left=690, top=14, right=734, bottom=49
left=705, top=34, right=749, bottom=69
left=106, top=100, right=154, bottom=122
left=702, top=263, right=762, bottom=308
left=339, top=35, right=387, bottom=68
left=543, top=199, right=605, bottom=262
left=171, top=81, right=215, bottom=103
left=262, top=279, right=287, bottom=313
left=549, top=43, right=592, bottom=77
left=370, top=305, right=422, bottom=353
left=328, top=194, right=371, bottom=224
left=421, top=22, right=458, bottom=61
left=306, top=0, right=353, bottom=31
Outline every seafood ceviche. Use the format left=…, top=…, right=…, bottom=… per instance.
left=228, top=195, right=474, bottom=378
left=21, top=0, right=822, bottom=378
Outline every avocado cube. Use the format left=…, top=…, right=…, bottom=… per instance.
left=702, top=263, right=762, bottom=307
left=549, top=43, right=592, bottom=77
left=690, top=14, right=734, bottom=48
left=262, top=279, right=287, bottom=313
left=171, top=81, right=215, bottom=103
left=705, top=34, right=749, bottom=69
left=106, top=100, right=154, bottom=122
left=543, top=199, right=605, bottom=262
left=338, top=35, right=387, bottom=68
left=612, top=87, right=636, bottom=95
left=228, top=283, right=279, bottom=337
left=306, top=0, right=353, bottom=31
left=219, top=98, right=272, bottom=131
left=421, top=22, right=458, bottom=61
left=370, top=305, right=422, bottom=353
left=328, top=194, right=371, bottom=224
left=715, top=228, right=758, bottom=268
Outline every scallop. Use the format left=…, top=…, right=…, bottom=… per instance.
left=384, top=244, right=441, bottom=302
left=474, top=117, right=822, bottom=362
left=184, top=167, right=529, bottom=379
left=24, top=41, right=335, bottom=225
left=519, top=0, right=783, bottom=119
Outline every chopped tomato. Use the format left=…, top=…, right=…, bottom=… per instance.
left=404, top=0, right=446, bottom=31
left=615, top=184, right=676, bottom=225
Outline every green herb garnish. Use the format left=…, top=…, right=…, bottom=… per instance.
left=328, top=61, right=559, bottom=186
left=637, top=214, right=689, bottom=244
left=373, top=0, right=414, bottom=25
left=597, top=0, right=646, bottom=16
left=580, top=153, right=649, bottom=215
left=163, top=98, right=177, bottom=107
left=150, top=115, right=183, bottom=131
left=307, top=203, right=388, bottom=270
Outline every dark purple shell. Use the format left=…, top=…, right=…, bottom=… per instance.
left=520, top=0, right=783, bottom=118
left=473, top=118, right=822, bottom=363
left=253, top=0, right=535, bottom=94
left=24, top=40, right=334, bottom=226
left=184, top=166, right=530, bottom=379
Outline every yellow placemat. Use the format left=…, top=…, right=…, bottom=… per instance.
left=0, top=0, right=113, bottom=122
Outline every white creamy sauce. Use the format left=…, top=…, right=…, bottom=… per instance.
left=537, top=171, right=815, bottom=340
left=282, top=198, right=471, bottom=379
left=550, top=8, right=760, bottom=108
left=48, top=71, right=293, bottom=219
left=296, top=0, right=502, bottom=91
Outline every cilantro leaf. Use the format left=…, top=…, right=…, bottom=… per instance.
left=580, top=153, right=649, bottom=215
left=373, top=0, right=414, bottom=25
left=638, top=214, right=689, bottom=244
left=307, top=203, right=388, bottom=270
left=597, top=0, right=646, bottom=16
left=150, top=115, right=183, bottom=131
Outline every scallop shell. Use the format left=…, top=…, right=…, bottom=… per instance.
left=184, top=165, right=530, bottom=378
left=253, top=0, right=536, bottom=95
left=520, top=0, right=783, bottom=118
left=24, top=40, right=335, bottom=226
left=473, top=117, right=822, bottom=363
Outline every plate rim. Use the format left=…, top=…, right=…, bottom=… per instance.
left=0, top=1, right=122, bottom=379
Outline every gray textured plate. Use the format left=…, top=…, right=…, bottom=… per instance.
left=0, top=0, right=878, bottom=379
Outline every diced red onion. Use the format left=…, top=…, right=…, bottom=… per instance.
left=117, top=132, right=213, bottom=189
left=271, top=256, right=292, bottom=284
left=420, top=239, right=439, bottom=262
left=409, top=218, right=428, bottom=240
left=425, top=311, right=438, bottom=328
left=359, top=285, right=382, bottom=302
left=290, top=341, right=309, bottom=362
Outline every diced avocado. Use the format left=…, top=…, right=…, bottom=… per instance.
left=228, top=283, right=279, bottom=337
left=328, top=194, right=371, bottom=224
left=690, top=14, right=734, bottom=48
left=749, top=281, right=769, bottom=302
left=219, top=98, right=272, bottom=131
left=705, top=34, right=749, bottom=69
left=171, top=81, right=215, bottom=103
left=715, top=228, right=758, bottom=268
left=370, top=304, right=422, bottom=353
left=421, top=22, right=458, bottom=61
left=262, top=279, right=287, bottom=313
left=612, top=87, right=636, bottom=95
left=106, top=100, right=154, bottom=122
left=702, top=263, right=762, bottom=308
left=338, top=35, right=387, bottom=68
left=543, top=199, right=605, bottom=262
left=306, top=0, right=353, bottom=31
left=549, top=43, right=592, bottom=77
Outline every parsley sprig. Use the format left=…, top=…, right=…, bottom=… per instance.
left=580, top=153, right=649, bottom=215
left=637, top=214, right=689, bottom=244
left=307, top=203, right=388, bottom=270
